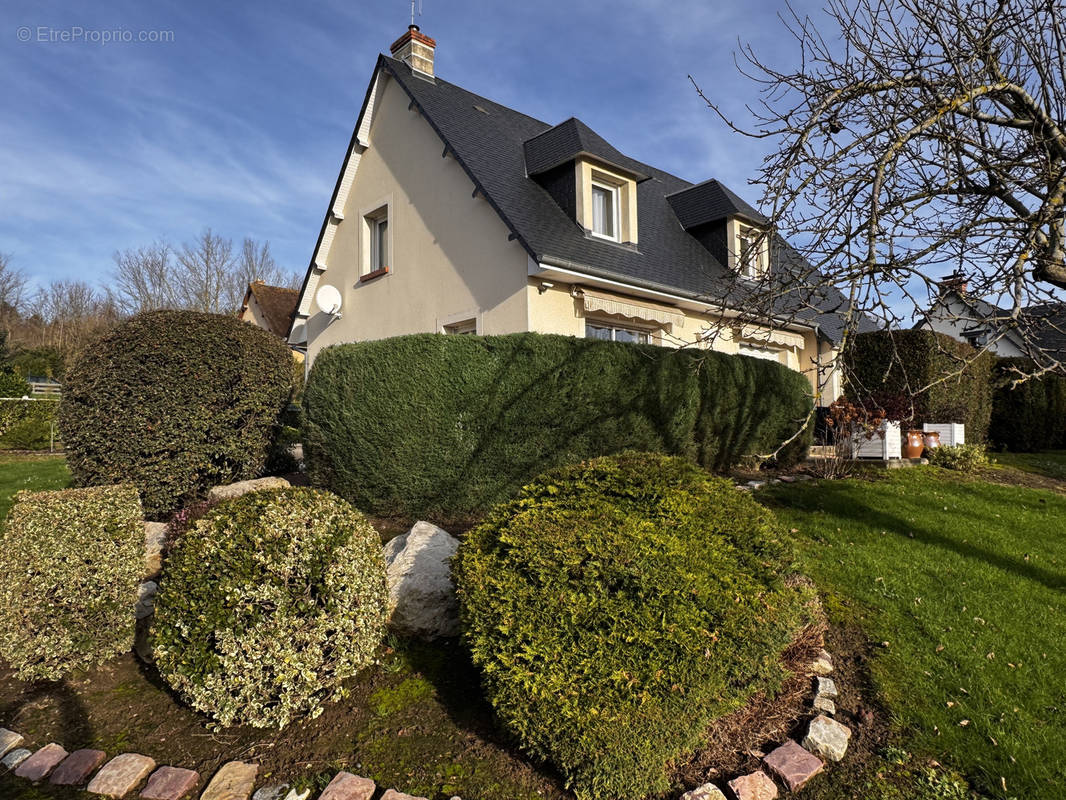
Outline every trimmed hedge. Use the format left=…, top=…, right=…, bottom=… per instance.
left=988, top=358, right=1066, bottom=451
left=0, top=485, right=143, bottom=681
left=844, top=330, right=993, bottom=441
left=59, top=310, right=294, bottom=518
left=303, top=333, right=813, bottom=520
left=152, top=488, right=388, bottom=729
left=454, top=452, right=811, bottom=800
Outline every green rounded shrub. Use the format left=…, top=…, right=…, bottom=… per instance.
left=59, top=310, right=294, bottom=518
left=0, top=485, right=143, bottom=680
left=926, top=443, right=990, bottom=472
left=152, top=487, right=388, bottom=728
left=454, top=452, right=810, bottom=799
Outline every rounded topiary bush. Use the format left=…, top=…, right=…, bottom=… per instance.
left=0, top=485, right=143, bottom=681
left=59, top=310, right=294, bottom=518
left=454, top=452, right=811, bottom=800
left=152, top=487, right=387, bottom=728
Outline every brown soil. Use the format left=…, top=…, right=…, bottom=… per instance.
left=672, top=617, right=894, bottom=797
left=978, top=464, right=1066, bottom=494
left=0, top=641, right=566, bottom=800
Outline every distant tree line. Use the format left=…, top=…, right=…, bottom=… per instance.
left=0, top=230, right=301, bottom=377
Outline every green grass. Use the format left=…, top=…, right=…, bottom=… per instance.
left=764, top=469, right=1066, bottom=800
left=0, top=453, right=70, bottom=522
left=992, top=450, right=1066, bottom=481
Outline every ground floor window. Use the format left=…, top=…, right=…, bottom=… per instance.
left=737, top=342, right=783, bottom=362
left=585, top=321, right=650, bottom=344
left=444, top=318, right=477, bottom=335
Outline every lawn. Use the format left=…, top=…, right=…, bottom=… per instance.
left=992, top=450, right=1066, bottom=481
left=763, top=468, right=1066, bottom=800
left=0, top=452, right=70, bottom=521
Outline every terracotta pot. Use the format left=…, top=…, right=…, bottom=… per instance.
left=923, top=430, right=941, bottom=452
left=905, top=429, right=925, bottom=459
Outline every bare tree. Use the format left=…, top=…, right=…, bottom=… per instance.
left=230, top=238, right=301, bottom=310
left=112, top=241, right=176, bottom=314
left=695, top=0, right=1066, bottom=374
left=174, top=229, right=236, bottom=314
left=29, top=280, right=120, bottom=366
left=0, top=253, right=27, bottom=334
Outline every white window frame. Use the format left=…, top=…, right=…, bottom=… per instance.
left=438, top=309, right=483, bottom=335
left=444, top=318, right=477, bottom=335
left=590, top=180, right=621, bottom=242
left=735, top=222, right=768, bottom=280
left=585, top=320, right=652, bottom=344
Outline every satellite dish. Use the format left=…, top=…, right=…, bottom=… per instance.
left=315, top=284, right=343, bottom=316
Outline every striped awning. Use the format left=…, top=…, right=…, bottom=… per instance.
left=737, top=324, right=805, bottom=349
left=579, top=289, right=686, bottom=330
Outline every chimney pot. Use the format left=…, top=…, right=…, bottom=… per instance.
left=390, top=25, right=436, bottom=78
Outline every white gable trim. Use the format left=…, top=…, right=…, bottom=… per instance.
left=292, top=67, right=387, bottom=325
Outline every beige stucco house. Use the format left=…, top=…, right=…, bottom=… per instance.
left=289, top=26, right=869, bottom=405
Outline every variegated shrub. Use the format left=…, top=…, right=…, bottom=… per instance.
left=151, top=487, right=388, bottom=729
left=0, top=485, right=144, bottom=680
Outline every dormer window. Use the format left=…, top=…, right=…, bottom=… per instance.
left=591, top=182, right=620, bottom=240
left=734, top=221, right=768, bottom=280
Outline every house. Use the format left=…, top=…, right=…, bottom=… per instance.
left=239, top=280, right=300, bottom=339
left=920, top=273, right=1066, bottom=365
left=288, top=26, right=872, bottom=405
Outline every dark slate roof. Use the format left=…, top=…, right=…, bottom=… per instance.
left=926, top=290, right=1066, bottom=361
left=667, top=179, right=767, bottom=228
left=376, top=56, right=871, bottom=343
left=523, top=117, right=650, bottom=180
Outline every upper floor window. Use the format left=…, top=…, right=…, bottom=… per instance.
left=591, top=182, right=619, bottom=240
left=735, top=222, right=768, bottom=280
left=370, top=212, right=389, bottom=272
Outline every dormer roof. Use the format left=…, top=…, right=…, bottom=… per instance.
left=666, top=178, right=767, bottom=229
left=523, top=117, right=650, bottom=181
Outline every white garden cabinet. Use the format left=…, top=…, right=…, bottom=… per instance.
left=923, top=423, right=965, bottom=447
left=851, top=421, right=903, bottom=460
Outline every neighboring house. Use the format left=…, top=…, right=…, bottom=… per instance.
left=239, top=280, right=300, bottom=339
left=288, top=26, right=874, bottom=405
left=920, top=274, right=1066, bottom=365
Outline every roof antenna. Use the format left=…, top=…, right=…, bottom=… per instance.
left=410, top=0, right=423, bottom=27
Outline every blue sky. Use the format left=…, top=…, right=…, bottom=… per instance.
left=1, top=0, right=817, bottom=291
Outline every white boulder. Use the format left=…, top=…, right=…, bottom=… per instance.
left=207, top=476, right=290, bottom=502
left=383, top=521, right=460, bottom=639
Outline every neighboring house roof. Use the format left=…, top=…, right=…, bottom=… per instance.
left=923, top=289, right=1066, bottom=361
left=296, top=54, right=874, bottom=343
left=242, top=281, right=300, bottom=338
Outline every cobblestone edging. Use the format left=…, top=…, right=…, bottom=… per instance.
left=681, top=647, right=854, bottom=800
left=2, top=646, right=851, bottom=800
left=0, top=731, right=451, bottom=800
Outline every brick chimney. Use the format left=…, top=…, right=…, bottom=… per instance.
left=390, top=25, right=436, bottom=78
left=938, top=270, right=968, bottom=296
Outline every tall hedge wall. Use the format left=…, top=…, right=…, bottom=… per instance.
left=988, top=358, right=1066, bottom=451
left=60, top=310, right=294, bottom=518
left=844, top=330, right=993, bottom=440
left=302, top=333, right=813, bottom=520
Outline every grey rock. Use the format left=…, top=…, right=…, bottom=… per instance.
left=815, top=676, right=838, bottom=698
left=384, top=521, right=460, bottom=639
left=0, top=729, right=24, bottom=759
left=135, top=581, right=158, bottom=620
left=802, top=714, right=852, bottom=762
left=680, top=782, right=728, bottom=800
left=746, top=480, right=767, bottom=489
left=813, top=694, right=836, bottom=715
left=144, top=522, right=168, bottom=579
left=207, top=477, right=290, bottom=502
left=2, top=748, right=32, bottom=770
left=252, top=786, right=290, bottom=800
left=810, top=648, right=833, bottom=676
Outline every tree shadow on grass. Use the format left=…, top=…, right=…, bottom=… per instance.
left=0, top=677, right=93, bottom=750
